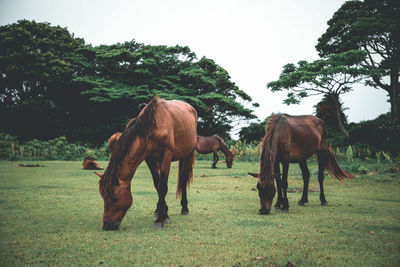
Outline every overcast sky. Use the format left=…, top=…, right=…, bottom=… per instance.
left=0, top=0, right=390, bottom=134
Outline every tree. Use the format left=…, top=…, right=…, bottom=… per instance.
left=1, top=21, right=258, bottom=144
left=267, top=50, right=375, bottom=138
left=0, top=20, right=85, bottom=140
left=315, top=94, right=347, bottom=129
left=80, top=42, right=258, bottom=140
left=238, top=117, right=268, bottom=142
left=316, top=0, right=400, bottom=124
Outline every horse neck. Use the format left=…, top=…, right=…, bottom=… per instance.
left=217, top=138, right=232, bottom=157
left=259, top=117, right=279, bottom=185
left=117, top=137, right=148, bottom=181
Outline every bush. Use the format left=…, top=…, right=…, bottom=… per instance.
left=349, top=113, right=400, bottom=156
left=0, top=133, right=109, bottom=161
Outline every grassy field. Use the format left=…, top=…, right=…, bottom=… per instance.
left=0, top=159, right=399, bottom=266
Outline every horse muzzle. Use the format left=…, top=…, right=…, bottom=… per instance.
left=259, top=208, right=271, bottom=215
left=103, top=220, right=120, bottom=230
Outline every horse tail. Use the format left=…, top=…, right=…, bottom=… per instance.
left=259, top=115, right=279, bottom=185
left=325, top=148, right=355, bottom=181
left=176, top=149, right=195, bottom=199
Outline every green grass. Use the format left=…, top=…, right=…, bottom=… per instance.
left=0, top=159, right=399, bottom=266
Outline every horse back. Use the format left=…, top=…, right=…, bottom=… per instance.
left=275, top=115, right=325, bottom=162
left=151, top=99, right=198, bottom=160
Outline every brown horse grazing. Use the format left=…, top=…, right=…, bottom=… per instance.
left=82, top=157, right=103, bottom=170
left=97, top=96, right=198, bottom=230
left=196, top=135, right=233, bottom=168
left=250, top=114, right=354, bottom=215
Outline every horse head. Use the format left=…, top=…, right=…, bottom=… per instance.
left=96, top=172, right=133, bottom=230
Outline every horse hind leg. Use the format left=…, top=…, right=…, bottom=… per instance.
left=298, top=160, right=310, bottom=206
left=316, top=150, right=329, bottom=206
left=177, top=150, right=195, bottom=215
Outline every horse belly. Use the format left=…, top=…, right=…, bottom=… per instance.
left=288, top=142, right=316, bottom=162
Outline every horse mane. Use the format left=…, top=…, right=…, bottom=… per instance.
left=99, top=96, right=158, bottom=199
left=215, top=135, right=232, bottom=158
left=259, top=114, right=283, bottom=185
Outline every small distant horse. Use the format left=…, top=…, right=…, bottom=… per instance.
left=196, top=135, right=233, bottom=168
left=82, top=157, right=103, bottom=170
left=97, top=96, right=198, bottom=230
left=108, top=132, right=122, bottom=153
left=249, top=114, right=354, bottom=215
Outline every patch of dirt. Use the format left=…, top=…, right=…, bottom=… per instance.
left=384, top=167, right=400, bottom=173
left=13, top=164, right=45, bottom=167
left=287, top=188, right=318, bottom=193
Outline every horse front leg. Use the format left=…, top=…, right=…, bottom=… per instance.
left=145, top=159, right=164, bottom=219
left=281, top=162, right=289, bottom=212
left=273, top=162, right=283, bottom=210
left=154, top=150, right=173, bottom=228
left=212, top=152, right=218, bottom=168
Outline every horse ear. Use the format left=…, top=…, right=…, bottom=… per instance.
left=95, top=172, right=103, bottom=178
left=248, top=172, right=260, bottom=178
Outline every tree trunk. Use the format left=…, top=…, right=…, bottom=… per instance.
left=390, top=64, right=400, bottom=125
left=332, top=94, right=349, bottom=140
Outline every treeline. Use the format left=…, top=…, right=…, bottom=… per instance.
left=0, top=20, right=258, bottom=145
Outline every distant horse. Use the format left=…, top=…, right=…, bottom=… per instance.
left=196, top=135, right=233, bottom=168
left=82, top=157, right=103, bottom=170
left=108, top=132, right=122, bottom=153
left=97, top=96, right=198, bottom=230
left=249, top=114, right=354, bottom=215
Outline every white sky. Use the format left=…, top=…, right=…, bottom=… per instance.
left=0, top=0, right=390, bottom=135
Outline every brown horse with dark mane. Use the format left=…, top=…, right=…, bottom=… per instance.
left=82, top=157, right=103, bottom=170
left=196, top=135, right=233, bottom=168
left=249, top=114, right=354, bottom=215
left=97, top=96, right=198, bottom=230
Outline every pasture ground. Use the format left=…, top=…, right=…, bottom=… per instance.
left=0, top=160, right=399, bottom=266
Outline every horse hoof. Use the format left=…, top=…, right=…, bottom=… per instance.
left=153, top=222, right=164, bottom=229
left=281, top=209, right=289, bottom=213
left=297, top=201, right=305, bottom=206
left=321, top=202, right=328, bottom=206
left=181, top=211, right=189, bottom=215
left=164, top=217, right=170, bottom=224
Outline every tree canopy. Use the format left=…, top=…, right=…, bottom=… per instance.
left=0, top=20, right=258, bottom=144
left=316, top=0, right=400, bottom=124
left=267, top=50, right=375, bottom=138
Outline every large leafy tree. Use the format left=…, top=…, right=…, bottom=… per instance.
left=0, top=20, right=86, bottom=140
left=316, top=0, right=400, bottom=124
left=80, top=42, right=258, bottom=140
left=267, top=50, right=374, bottom=138
left=1, top=20, right=258, bottom=144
